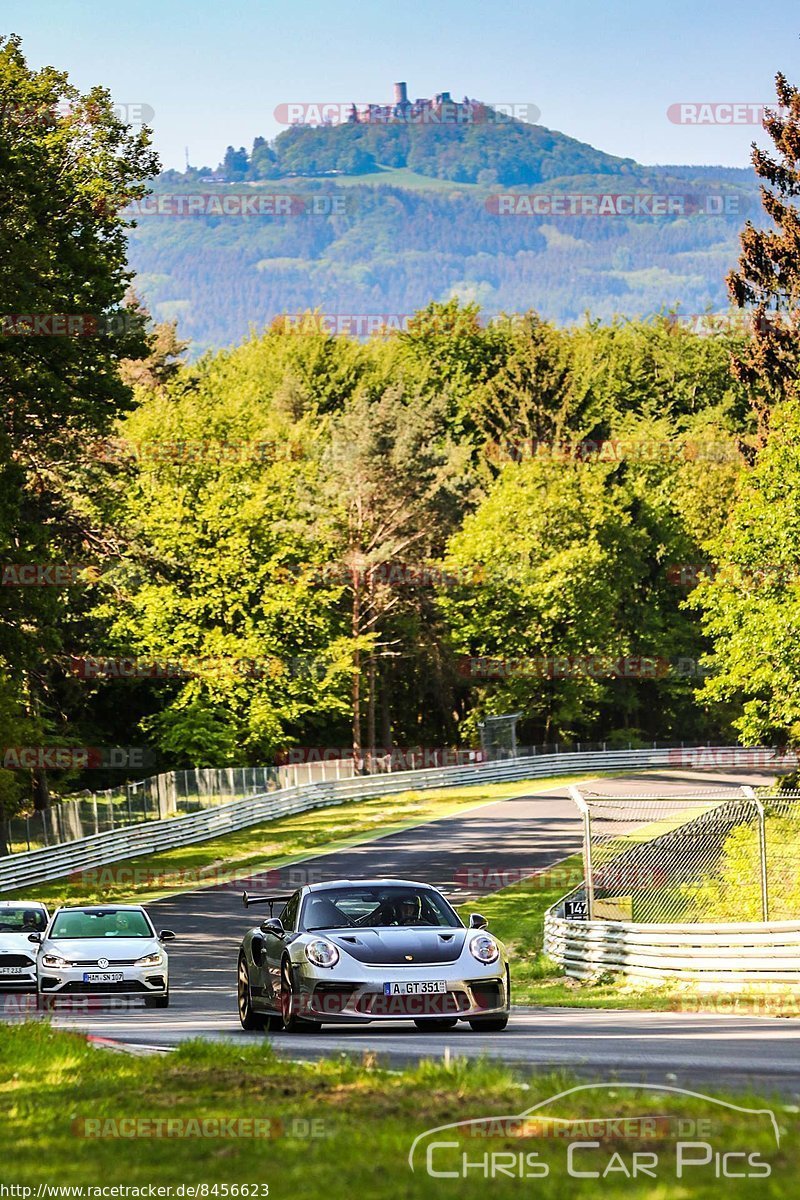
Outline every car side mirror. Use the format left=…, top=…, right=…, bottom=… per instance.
left=27, top=932, right=42, bottom=944
left=469, top=913, right=488, bottom=929
left=260, top=917, right=285, bottom=937
left=159, top=930, right=176, bottom=941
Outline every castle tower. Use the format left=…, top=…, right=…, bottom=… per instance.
left=393, top=81, right=408, bottom=106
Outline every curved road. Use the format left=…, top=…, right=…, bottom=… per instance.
left=7, top=766, right=800, bottom=1095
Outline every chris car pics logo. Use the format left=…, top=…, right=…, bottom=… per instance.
left=408, top=1083, right=780, bottom=1181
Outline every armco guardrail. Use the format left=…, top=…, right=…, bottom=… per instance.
left=0, top=745, right=783, bottom=894
left=0, top=744, right=742, bottom=894
left=544, top=906, right=800, bottom=985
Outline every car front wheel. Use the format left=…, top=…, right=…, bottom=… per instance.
left=280, top=960, right=321, bottom=1033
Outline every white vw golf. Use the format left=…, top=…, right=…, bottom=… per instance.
left=32, top=904, right=175, bottom=1008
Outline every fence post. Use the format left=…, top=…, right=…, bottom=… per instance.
left=569, top=785, right=594, bottom=920
left=744, top=786, right=769, bottom=921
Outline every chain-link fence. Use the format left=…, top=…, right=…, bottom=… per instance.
left=1, top=752, right=486, bottom=854
left=0, top=765, right=290, bottom=854
left=0, top=739, right=763, bottom=858
left=567, top=784, right=800, bottom=924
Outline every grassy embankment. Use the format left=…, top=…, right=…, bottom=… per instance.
left=0, top=1022, right=794, bottom=1197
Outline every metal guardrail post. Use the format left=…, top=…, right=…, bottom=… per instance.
left=569, top=784, right=594, bottom=920
left=743, top=785, right=769, bottom=922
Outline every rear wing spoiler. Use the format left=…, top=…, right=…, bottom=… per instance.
left=242, top=891, right=294, bottom=911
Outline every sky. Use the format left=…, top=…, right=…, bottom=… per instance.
left=3, top=0, right=797, bottom=171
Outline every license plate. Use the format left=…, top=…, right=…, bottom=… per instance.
left=83, top=972, right=124, bottom=984
left=383, top=980, right=447, bottom=996
left=0, top=967, right=25, bottom=976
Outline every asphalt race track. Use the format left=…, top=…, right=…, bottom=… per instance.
left=7, top=767, right=800, bottom=1095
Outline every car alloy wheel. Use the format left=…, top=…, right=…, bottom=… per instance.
left=238, top=953, right=271, bottom=1031
left=280, top=959, right=320, bottom=1033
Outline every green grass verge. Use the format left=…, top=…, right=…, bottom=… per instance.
left=0, top=1023, right=793, bottom=1196
left=1, top=773, right=602, bottom=909
left=284, top=165, right=484, bottom=192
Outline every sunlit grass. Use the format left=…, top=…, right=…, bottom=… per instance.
left=0, top=1023, right=793, bottom=1197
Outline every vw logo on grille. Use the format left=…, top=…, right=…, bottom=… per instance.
left=97, top=958, right=109, bottom=969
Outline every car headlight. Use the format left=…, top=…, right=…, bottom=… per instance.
left=135, top=952, right=164, bottom=967
left=469, top=934, right=499, bottom=964
left=41, top=953, right=70, bottom=969
left=304, top=939, right=340, bottom=968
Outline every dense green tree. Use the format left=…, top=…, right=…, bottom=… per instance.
left=439, top=412, right=743, bottom=745
left=323, top=385, right=470, bottom=762
left=692, top=70, right=800, bottom=750
left=727, top=72, right=800, bottom=436
left=0, top=34, right=157, bottom=823
left=691, top=397, right=800, bottom=747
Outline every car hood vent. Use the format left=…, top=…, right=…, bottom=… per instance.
left=327, top=928, right=466, bottom=965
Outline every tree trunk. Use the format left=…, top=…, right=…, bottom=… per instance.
left=367, top=656, right=376, bottom=773
left=351, top=565, right=362, bottom=772
left=380, top=660, right=392, bottom=756
left=32, top=768, right=50, bottom=813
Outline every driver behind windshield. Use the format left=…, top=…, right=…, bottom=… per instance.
left=376, top=894, right=427, bottom=926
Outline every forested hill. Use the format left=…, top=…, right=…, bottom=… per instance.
left=126, top=113, right=761, bottom=354
left=180, top=108, right=639, bottom=186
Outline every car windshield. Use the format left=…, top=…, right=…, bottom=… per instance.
left=0, top=907, right=47, bottom=933
left=302, top=886, right=461, bottom=930
left=50, top=909, right=153, bottom=939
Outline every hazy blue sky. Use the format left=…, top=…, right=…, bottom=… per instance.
left=3, top=0, right=796, bottom=170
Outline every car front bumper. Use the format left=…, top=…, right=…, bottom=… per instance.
left=0, top=963, right=37, bottom=992
left=38, top=966, right=168, bottom=1000
left=291, top=959, right=509, bottom=1023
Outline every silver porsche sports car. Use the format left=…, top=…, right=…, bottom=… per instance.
left=236, top=878, right=510, bottom=1032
